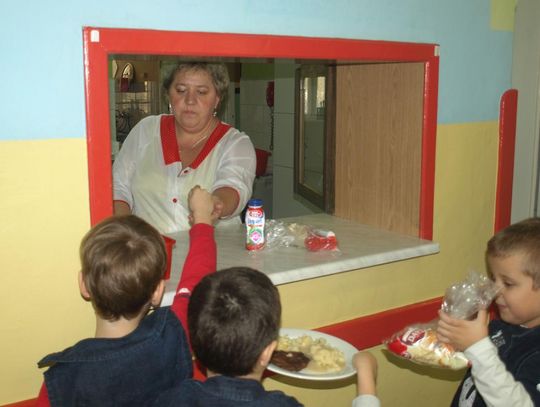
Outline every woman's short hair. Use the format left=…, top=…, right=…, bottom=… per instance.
left=163, top=62, right=230, bottom=109
left=80, top=215, right=167, bottom=321
left=188, top=267, right=281, bottom=376
left=486, top=217, right=540, bottom=288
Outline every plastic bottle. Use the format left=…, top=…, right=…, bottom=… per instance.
left=245, top=198, right=265, bottom=250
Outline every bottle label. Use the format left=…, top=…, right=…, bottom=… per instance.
left=246, top=207, right=264, bottom=220
left=246, top=206, right=265, bottom=250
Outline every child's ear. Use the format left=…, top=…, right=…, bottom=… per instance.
left=151, top=280, right=165, bottom=307
left=78, top=272, right=91, bottom=301
left=259, top=340, right=278, bottom=367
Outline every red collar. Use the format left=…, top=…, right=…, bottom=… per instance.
left=160, top=115, right=231, bottom=168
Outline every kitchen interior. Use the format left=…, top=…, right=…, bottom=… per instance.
left=109, top=57, right=327, bottom=220
left=108, top=53, right=430, bottom=239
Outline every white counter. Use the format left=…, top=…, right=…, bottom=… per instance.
left=162, top=213, right=439, bottom=306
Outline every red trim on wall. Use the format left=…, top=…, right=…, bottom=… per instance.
left=317, top=297, right=442, bottom=350
left=83, top=29, right=113, bottom=223
left=419, top=56, right=439, bottom=240
left=85, top=29, right=437, bottom=61
left=4, top=296, right=442, bottom=405
left=494, top=89, right=518, bottom=233
left=83, top=28, right=439, bottom=236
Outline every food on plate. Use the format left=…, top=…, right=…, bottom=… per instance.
left=385, top=326, right=469, bottom=370
left=270, top=350, right=310, bottom=371
left=273, top=334, right=346, bottom=373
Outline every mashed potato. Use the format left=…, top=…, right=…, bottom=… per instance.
left=277, top=334, right=345, bottom=373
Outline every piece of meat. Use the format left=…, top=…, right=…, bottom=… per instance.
left=270, top=350, right=310, bottom=372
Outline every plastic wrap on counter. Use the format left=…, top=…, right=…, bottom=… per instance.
left=384, top=271, right=498, bottom=370
left=264, top=220, right=340, bottom=252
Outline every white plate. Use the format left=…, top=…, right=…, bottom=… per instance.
left=267, top=328, right=358, bottom=381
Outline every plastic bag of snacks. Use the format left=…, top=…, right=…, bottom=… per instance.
left=385, top=322, right=469, bottom=369
left=265, top=220, right=339, bottom=252
left=384, top=272, right=498, bottom=370
left=264, top=220, right=307, bottom=249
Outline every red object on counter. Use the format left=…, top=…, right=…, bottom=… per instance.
left=304, top=229, right=338, bottom=251
left=162, top=235, right=176, bottom=280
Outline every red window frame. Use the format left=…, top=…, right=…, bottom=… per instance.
left=83, top=27, right=439, bottom=239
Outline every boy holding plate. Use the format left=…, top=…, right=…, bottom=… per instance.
left=154, top=265, right=381, bottom=407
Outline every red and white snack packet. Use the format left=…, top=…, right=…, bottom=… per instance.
left=384, top=272, right=498, bottom=370
left=384, top=323, right=469, bottom=370
left=264, top=220, right=339, bottom=252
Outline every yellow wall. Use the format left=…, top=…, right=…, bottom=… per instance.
left=0, top=139, right=94, bottom=403
left=491, top=0, right=516, bottom=31
left=267, top=121, right=499, bottom=406
left=0, top=120, right=498, bottom=405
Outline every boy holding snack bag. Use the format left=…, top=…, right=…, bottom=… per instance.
left=437, top=218, right=540, bottom=406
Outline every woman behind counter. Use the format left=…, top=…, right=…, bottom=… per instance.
left=113, top=62, right=256, bottom=234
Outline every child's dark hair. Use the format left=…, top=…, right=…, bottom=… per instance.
left=80, top=215, right=167, bottom=321
left=188, top=267, right=281, bottom=376
left=486, top=217, right=540, bottom=288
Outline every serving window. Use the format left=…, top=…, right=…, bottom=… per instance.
left=83, top=28, right=438, bottom=240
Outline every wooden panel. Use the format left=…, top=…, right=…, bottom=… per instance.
left=334, top=63, right=424, bottom=236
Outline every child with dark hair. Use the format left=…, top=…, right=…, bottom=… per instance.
left=154, top=267, right=303, bottom=406
left=36, top=186, right=217, bottom=407
left=438, top=217, right=540, bottom=406
left=155, top=267, right=385, bottom=407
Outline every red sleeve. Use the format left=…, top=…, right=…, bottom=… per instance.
left=170, top=223, right=216, bottom=333
left=36, top=382, right=51, bottom=407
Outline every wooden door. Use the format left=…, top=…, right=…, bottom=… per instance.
left=334, top=63, right=425, bottom=236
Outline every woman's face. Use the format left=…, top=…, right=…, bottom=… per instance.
left=168, top=68, right=220, bottom=134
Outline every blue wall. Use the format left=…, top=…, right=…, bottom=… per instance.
left=0, top=0, right=512, bottom=140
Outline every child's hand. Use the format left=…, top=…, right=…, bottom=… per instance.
left=353, top=351, right=377, bottom=396
left=437, top=309, right=489, bottom=351
left=188, top=186, right=215, bottom=225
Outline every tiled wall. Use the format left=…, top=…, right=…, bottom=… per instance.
left=240, top=61, right=322, bottom=219
left=272, top=62, right=322, bottom=218
left=239, top=77, right=273, bottom=151
left=239, top=63, right=275, bottom=216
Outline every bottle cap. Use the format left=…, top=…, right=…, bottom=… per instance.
left=248, top=198, right=263, bottom=207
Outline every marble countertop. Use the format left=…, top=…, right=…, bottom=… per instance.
left=162, top=213, right=439, bottom=306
